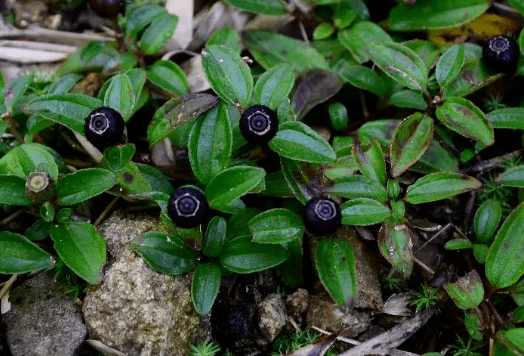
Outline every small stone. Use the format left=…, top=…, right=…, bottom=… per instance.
left=3, top=273, right=87, bottom=356
left=257, top=294, right=288, bottom=342
left=285, top=288, right=309, bottom=321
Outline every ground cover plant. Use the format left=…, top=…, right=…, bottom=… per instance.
left=2, top=0, right=524, bottom=354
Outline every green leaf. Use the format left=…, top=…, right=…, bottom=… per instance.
left=57, top=168, right=117, bottom=205
left=99, top=144, right=135, bottom=171
left=405, top=40, right=440, bottom=70
left=334, top=6, right=357, bottom=29
left=487, top=108, right=524, bottom=130
left=202, top=216, right=227, bottom=258
left=0, top=231, right=53, bottom=274
left=0, top=175, right=32, bottom=206
left=4, top=73, right=34, bottom=112
left=268, top=121, right=336, bottom=163
left=249, top=208, right=305, bottom=244
left=486, top=202, right=524, bottom=288
left=50, top=222, right=105, bottom=284
left=340, top=198, right=390, bottom=226
left=192, top=263, right=221, bottom=315
left=47, top=74, right=83, bottom=95
left=444, top=270, right=484, bottom=309
left=139, top=12, right=178, bottom=55
left=131, top=231, right=197, bottom=275
left=495, top=165, right=524, bottom=188
left=444, top=238, right=473, bottom=250
left=244, top=31, right=329, bottom=72
left=315, top=239, right=358, bottom=307
left=206, top=27, right=242, bottom=54
left=220, top=240, right=288, bottom=273
left=436, top=44, right=466, bottom=87
left=147, top=93, right=219, bottom=147
left=498, top=328, right=524, bottom=353
left=352, top=140, right=387, bottom=185
left=436, top=97, right=494, bottom=146
left=280, top=157, right=322, bottom=204
left=57, top=41, right=119, bottom=75
left=325, top=176, right=388, bottom=202
left=126, top=6, right=165, bottom=40
left=188, top=101, right=232, bottom=184
left=338, top=65, right=387, bottom=97
left=223, top=0, right=287, bottom=15
left=328, top=102, right=349, bottom=131
left=24, top=94, right=103, bottom=134
left=102, top=52, right=139, bottom=76
left=390, top=113, right=434, bottom=178
left=103, top=73, right=135, bottom=122
left=205, top=166, right=265, bottom=211
left=0, top=143, right=59, bottom=180
left=378, top=221, right=414, bottom=278
left=444, top=57, right=502, bottom=98
left=202, top=45, right=253, bottom=107
left=313, top=23, right=335, bottom=40
left=474, top=199, right=502, bottom=243
left=261, top=170, right=294, bottom=197
left=389, top=0, right=490, bottom=31
left=473, top=243, right=489, bottom=264
left=338, top=21, right=393, bottom=64
left=388, top=90, right=428, bottom=110
left=405, top=172, right=483, bottom=204
left=253, top=64, right=295, bottom=110
left=367, top=41, right=428, bottom=91
left=25, top=219, right=52, bottom=241
left=136, top=163, right=174, bottom=195
left=147, top=60, right=189, bottom=97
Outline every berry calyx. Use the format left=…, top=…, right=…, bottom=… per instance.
left=239, top=105, right=279, bottom=144
left=483, top=35, right=519, bottom=73
left=84, top=107, right=125, bottom=151
left=88, top=0, right=125, bottom=18
left=25, top=172, right=55, bottom=204
left=304, top=197, right=342, bottom=236
left=168, top=187, right=208, bottom=228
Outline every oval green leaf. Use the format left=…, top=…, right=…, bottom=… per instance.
left=366, top=41, right=428, bottom=91
left=205, top=166, right=265, bottom=211
left=0, top=143, right=59, bottom=180
left=405, top=172, right=483, bottom=204
left=268, top=121, right=336, bottom=163
left=487, top=108, right=524, bottom=130
left=352, top=140, right=387, bottom=185
left=223, top=0, right=287, bottom=15
left=436, top=44, right=466, bottom=87
left=436, top=97, right=494, bottom=146
left=139, top=12, right=178, bottom=55
left=444, top=270, right=484, bottom=310
left=389, top=0, right=490, bottom=31
left=329, top=102, right=349, bottom=131
left=325, top=175, right=388, bottom=202
left=220, top=241, right=288, bottom=273
left=147, top=60, right=189, bottom=97
left=280, top=157, right=322, bottom=204
left=131, top=231, right=197, bottom=275
left=202, top=45, right=253, bottom=107
left=474, top=199, right=502, bottom=243
left=192, top=263, right=221, bottom=315
left=0, top=231, right=53, bottom=274
left=126, top=5, right=165, bottom=39
left=341, top=198, right=390, bottom=226
left=315, top=239, right=358, bottom=308
left=338, top=65, right=388, bottom=97
left=206, top=27, right=242, bottom=54
left=495, top=165, right=524, bottom=188
left=390, top=113, right=434, bottom=178
left=188, top=101, right=232, bottom=185
left=253, top=63, right=295, bottom=110
left=338, top=21, right=393, bottom=64
left=249, top=208, right=305, bottom=244
left=0, top=175, right=32, bottom=206
left=378, top=221, right=414, bottom=278
left=50, top=222, right=105, bottom=284
left=388, top=90, right=428, bottom=110
left=486, top=202, right=524, bottom=288
left=57, top=168, right=117, bottom=205
left=103, top=73, right=135, bottom=122
left=444, top=238, right=473, bottom=250
left=202, top=216, right=227, bottom=258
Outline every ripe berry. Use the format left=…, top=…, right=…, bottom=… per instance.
left=88, top=0, right=125, bottom=18
left=239, top=105, right=278, bottom=144
left=84, top=107, right=125, bottom=151
left=168, top=187, right=208, bottom=228
left=483, top=35, right=519, bottom=73
left=304, top=197, right=341, bottom=236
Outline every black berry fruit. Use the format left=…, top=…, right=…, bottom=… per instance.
left=239, top=105, right=278, bottom=144
left=483, top=35, right=519, bottom=73
left=84, top=107, right=125, bottom=151
left=168, top=187, right=208, bottom=228
left=304, top=197, right=341, bottom=235
left=88, top=0, right=125, bottom=18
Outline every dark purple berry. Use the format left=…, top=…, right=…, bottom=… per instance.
left=304, top=197, right=341, bottom=236
left=483, top=35, right=519, bottom=73
left=88, top=0, right=125, bottom=18
left=168, top=187, right=208, bottom=228
left=239, top=105, right=278, bottom=144
left=84, top=107, right=125, bottom=151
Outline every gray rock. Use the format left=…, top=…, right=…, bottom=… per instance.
left=3, top=272, right=87, bottom=356
left=285, top=288, right=309, bottom=321
left=83, top=211, right=206, bottom=356
left=257, top=293, right=287, bottom=342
